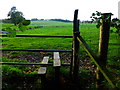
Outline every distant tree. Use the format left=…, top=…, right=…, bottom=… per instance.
left=31, top=18, right=38, bottom=21
left=40, top=19, right=44, bottom=21
left=8, top=6, right=25, bottom=25
left=2, top=19, right=11, bottom=23
left=50, top=19, right=72, bottom=22
left=81, top=20, right=92, bottom=23
left=2, top=6, right=31, bottom=37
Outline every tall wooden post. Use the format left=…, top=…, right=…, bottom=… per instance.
left=70, top=9, right=80, bottom=82
left=96, top=13, right=112, bottom=88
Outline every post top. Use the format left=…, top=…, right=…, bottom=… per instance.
left=74, top=9, right=79, bottom=20
left=101, top=13, right=113, bottom=16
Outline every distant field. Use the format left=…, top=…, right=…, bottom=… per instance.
left=1, top=21, right=119, bottom=64
left=30, top=21, right=72, bottom=26
left=1, top=21, right=100, bottom=50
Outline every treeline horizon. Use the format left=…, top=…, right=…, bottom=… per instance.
left=1, top=18, right=95, bottom=23
left=31, top=18, right=73, bottom=22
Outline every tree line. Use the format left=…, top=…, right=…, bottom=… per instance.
left=31, top=18, right=73, bottom=22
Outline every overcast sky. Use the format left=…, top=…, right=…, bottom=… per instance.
left=0, top=0, right=119, bottom=20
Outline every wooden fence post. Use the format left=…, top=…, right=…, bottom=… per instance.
left=70, top=9, right=80, bottom=82
left=96, top=13, right=112, bottom=88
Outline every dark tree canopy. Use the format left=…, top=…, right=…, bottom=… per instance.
left=8, top=6, right=25, bottom=25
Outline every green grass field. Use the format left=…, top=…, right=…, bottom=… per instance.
left=1, top=21, right=119, bottom=56
left=1, top=21, right=119, bottom=63
left=1, top=21, right=120, bottom=89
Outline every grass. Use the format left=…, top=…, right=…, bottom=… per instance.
left=1, top=21, right=119, bottom=69
left=1, top=21, right=120, bottom=89
left=30, top=21, right=72, bottom=26
left=1, top=22, right=99, bottom=50
left=1, top=21, right=73, bottom=50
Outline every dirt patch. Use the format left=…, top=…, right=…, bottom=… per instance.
left=2, top=52, right=72, bottom=64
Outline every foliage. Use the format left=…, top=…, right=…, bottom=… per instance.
left=2, top=20, right=31, bottom=37
left=111, top=18, right=120, bottom=33
left=50, top=19, right=72, bottom=22
left=90, top=11, right=120, bottom=35
left=7, top=6, right=25, bottom=25
left=2, top=6, right=31, bottom=37
left=2, top=57, right=38, bottom=78
left=30, top=18, right=72, bottom=22
left=18, top=20, right=31, bottom=31
left=2, top=64, right=38, bottom=89
left=31, top=18, right=44, bottom=21
left=2, top=18, right=12, bottom=23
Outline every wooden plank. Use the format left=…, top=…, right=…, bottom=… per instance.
left=41, top=56, right=49, bottom=64
left=53, top=52, right=61, bottom=85
left=1, top=62, right=70, bottom=66
left=38, top=56, right=49, bottom=74
left=1, top=35, right=73, bottom=38
left=53, top=52, right=61, bottom=66
left=54, top=60, right=61, bottom=67
left=1, top=49, right=72, bottom=52
left=38, top=56, right=49, bottom=89
left=71, top=9, right=80, bottom=82
left=97, top=13, right=112, bottom=88
left=77, top=35, right=116, bottom=89
left=38, top=67, right=47, bottom=74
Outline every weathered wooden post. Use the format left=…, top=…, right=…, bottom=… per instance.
left=53, top=52, right=61, bottom=87
left=70, top=9, right=80, bottom=82
left=96, top=13, right=112, bottom=88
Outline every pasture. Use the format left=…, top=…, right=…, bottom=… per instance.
left=1, top=21, right=119, bottom=61
left=1, top=21, right=120, bottom=89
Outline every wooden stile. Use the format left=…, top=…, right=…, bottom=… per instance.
left=53, top=52, right=61, bottom=67
left=97, top=13, right=113, bottom=88
left=38, top=56, right=49, bottom=89
left=38, top=56, right=49, bottom=74
left=53, top=52, right=61, bottom=85
left=71, top=9, right=80, bottom=82
left=38, top=67, right=46, bottom=74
